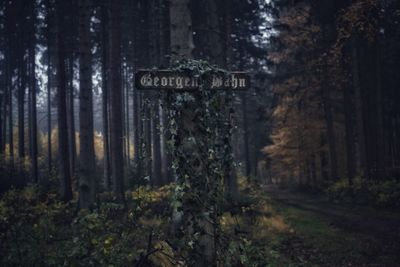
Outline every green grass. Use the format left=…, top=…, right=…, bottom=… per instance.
left=279, top=205, right=358, bottom=265
left=271, top=200, right=399, bottom=266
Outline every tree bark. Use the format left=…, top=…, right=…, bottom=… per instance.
left=125, top=67, right=131, bottom=166
left=29, top=58, right=38, bottom=183
left=351, top=37, right=367, bottom=178
left=151, top=100, right=162, bottom=186
left=1, top=50, right=8, bottom=157
left=344, top=86, right=356, bottom=186
left=158, top=0, right=171, bottom=183
left=121, top=68, right=127, bottom=165
left=144, top=99, right=152, bottom=181
left=56, top=0, right=73, bottom=201
left=133, top=88, right=140, bottom=174
left=47, top=57, right=52, bottom=173
left=322, top=59, right=338, bottom=181
left=109, top=1, right=125, bottom=203
left=8, top=57, right=14, bottom=168
left=170, top=0, right=193, bottom=61
left=46, top=0, right=53, bottom=172
left=78, top=0, right=96, bottom=209
left=4, top=0, right=14, bottom=168
left=170, top=0, right=215, bottom=265
left=149, top=0, right=162, bottom=186
left=0, top=94, right=3, bottom=156
left=67, top=57, right=77, bottom=176
left=29, top=10, right=38, bottom=183
left=374, top=44, right=385, bottom=179
left=242, top=93, right=251, bottom=178
left=101, top=4, right=111, bottom=190
left=0, top=65, right=4, bottom=155
left=17, top=50, right=26, bottom=160
left=159, top=104, right=169, bottom=183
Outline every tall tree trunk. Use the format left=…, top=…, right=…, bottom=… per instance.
left=1, top=53, right=8, bottom=157
left=320, top=133, right=329, bottom=182
left=125, top=67, right=131, bottom=166
left=344, top=82, right=356, bottom=186
left=311, top=154, right=317, bottom=187
left=151, top=100, right=162, bottom=186
left=0, top=18, right=7, bottom=157
left=0, top=95, right=3, bottom=156
left=206, top=0, right=236, bottom=197
left=144, top=99, right=152, bottom=182
left=56, top=0, right=73, bottom=201
left=198, top=0, right=223, bottom=64
left=78, top=0, right=96, bottom=209
left=121, top=67, right=127, bottom=165
left=343, top=42, right=356, bottom=186
left=46, top=0, right=53, bottom=172
left=242, top=93, right=251, bottom=178
left=133, top=89, right=140, bottom=166
left=351, top=37, right=367, bottom=178
left=28, top=65, right=37, bottom=183
left=47, top=59, right=52, bottom=172
left=170, top=0, right=193, bottom=61
left=8, top=59, right=14, bottom=168
left=0, top=62, right=4, bottom=155
left=317, top=4, right=339, bottom=182
left=131, top=0, right=151, bottom=183
left=28, top=82, right=32, bottom=160
left=4, top=1, right=14, bottom=168
left=109, top=0, right=125, bottom=203
left=2, top=74, right=9, bottom=159
left=17, top=52, right=26, bottom=159
left=67, top=57, right=77, bottom=175
left=356, top=38, right=382, bottom=180
left=159, top=103, right=169, bottom=183
left=29, top=16, right=38, bottom=183
left=149, top=1, right=162, bottom=185
left=170, top=0, right=215, bottom=265
left=158, top=0, right=171, bottom=183
left=101, top=5, right=111, bottom=190
left=374, top=44, right=385, bottom=179
left=322, top=60, right=338, bottom=181
left=0, top=28, right=3, bottom=155
left=136, top=93, right=144, bottom=180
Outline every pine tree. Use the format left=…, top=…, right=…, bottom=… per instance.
left=78, top=0, right=96, bottom=209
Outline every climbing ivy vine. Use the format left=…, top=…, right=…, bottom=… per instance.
left=164, top=59, right=235, bottom=264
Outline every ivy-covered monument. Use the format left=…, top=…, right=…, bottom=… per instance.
left=136, top=61, right=249, bottom=265
left=135, top=0, right=250, bottom=265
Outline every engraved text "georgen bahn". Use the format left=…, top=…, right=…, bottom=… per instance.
left=139, top=74, right=247, bottom=89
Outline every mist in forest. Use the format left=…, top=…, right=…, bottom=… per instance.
left=0, top=0, right=400, bottom=266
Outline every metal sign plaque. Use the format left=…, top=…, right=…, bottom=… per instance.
left=135, top=70, right=250, bottom=90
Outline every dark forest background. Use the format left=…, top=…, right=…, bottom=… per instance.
left=1, top=0, right=400, bottom=266
left=0, top=0, right=273, bottom=201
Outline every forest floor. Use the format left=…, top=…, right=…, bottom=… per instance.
left=262, top=184, right=400, bottom=267
left=1, top=182, right=400, bottom=266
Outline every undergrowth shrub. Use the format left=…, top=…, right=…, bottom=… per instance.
left=327, top=177, right=400, bottom=208
left=0, top=181, right=281, bottom=266
left=0, top=185, right=173, bottom=267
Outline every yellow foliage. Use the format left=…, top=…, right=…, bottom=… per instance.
left=221, top=184, right=292, bottom=248
left=129, top=184, right=173, bottom=203
left=148, top=241, right=184, bottom=267
left=138, top=217, right=163, bottom=228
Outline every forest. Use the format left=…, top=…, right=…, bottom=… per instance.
left=1, top=0, right=400, bottom=266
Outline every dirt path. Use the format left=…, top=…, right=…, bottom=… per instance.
left=264, top=184, right=400, bottom=238
left=263, top=184, right=400, bottom=266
